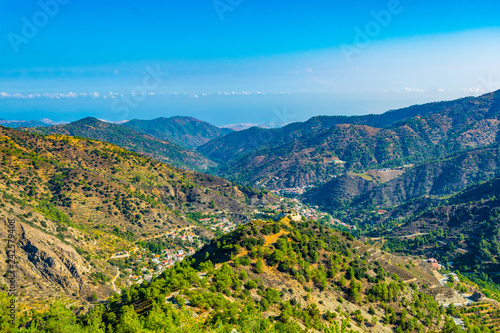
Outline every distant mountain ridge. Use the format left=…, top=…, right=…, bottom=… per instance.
left=23, top=117, right=217, bottom=172
left=15, top=91, right=500, bottom=192
left=0, top=118, right=67, bottom=128
left=197, top=94, right=484, bottom=163
left=203, top=90, right=500, bottom=189
left=123, top=116, right=233, bottom=149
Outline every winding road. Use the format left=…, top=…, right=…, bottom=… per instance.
left=398, top=232, right=429, bottom=239
left=111, top=267, right=120, bottom=293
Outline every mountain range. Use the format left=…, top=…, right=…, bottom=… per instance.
left=16, top=90, right=500, bottom=193
left=203, top=90, right=500, bottom=189
left=0, top=118, right=66, bottom=128
left=4, top=91, right=500, bottom=331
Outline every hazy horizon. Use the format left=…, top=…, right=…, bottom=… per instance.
left=1, top=88, right=498, bottom=128
left=1, top=1, right=500, bottom=125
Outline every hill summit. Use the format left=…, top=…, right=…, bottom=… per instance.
left=124, top=116, right=233, bottom=149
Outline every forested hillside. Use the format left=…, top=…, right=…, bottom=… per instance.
left=1, top=218, right=481, bottom=332
left=124, top=116, right=233, bottom=149
left=369, top=176, right=500, bottom=289
left=303, top=144, right=500, bottom=210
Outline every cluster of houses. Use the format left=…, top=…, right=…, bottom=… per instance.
left=127, top=247, right=197, bottom=284
left=329, top=218, right=357, bottom=231
left=165, top=230, right=198, bottom=243
left=298, top=207, right=329, bottom=222
left=261, top=200, right=334, bottom=225
left=427, top=258, right=444, bottom=270
left=123, top=217, right=241, bottom=285
left=281, top=200, right=334, bottom=224
left=377, top=165, right=413, bottom=172
left=197, top=217, right=236, bottom=234
left=270, top=185, right=314, bottom=196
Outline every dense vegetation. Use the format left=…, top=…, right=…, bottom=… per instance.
left=359, top=175, right=500, bottom=290
left=1, top=218, right=471, bottom=332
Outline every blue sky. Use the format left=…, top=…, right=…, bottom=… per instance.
left=1, top=0, right=500, bottom=125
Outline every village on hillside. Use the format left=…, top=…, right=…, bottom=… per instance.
left=110, top=193, right=358, bottom=288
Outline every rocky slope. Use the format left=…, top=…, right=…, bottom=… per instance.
left=0, top=206, right=112, bottom=309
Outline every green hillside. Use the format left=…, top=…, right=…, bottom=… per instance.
left=1, top=218, right=479, bottom=332
left=0, top=126, right=273, bottom=307
left=24, top=117, right=217, bottom=172
left=124, top=116, right=233, bottom=149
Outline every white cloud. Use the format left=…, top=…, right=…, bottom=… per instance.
left=461, top=87, right=484, bottom=94
left=403, top=87, right=425, bottom=93
left=60, top=92, right=78, bottom=98
left=0, top=90, right=292, bottom=101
